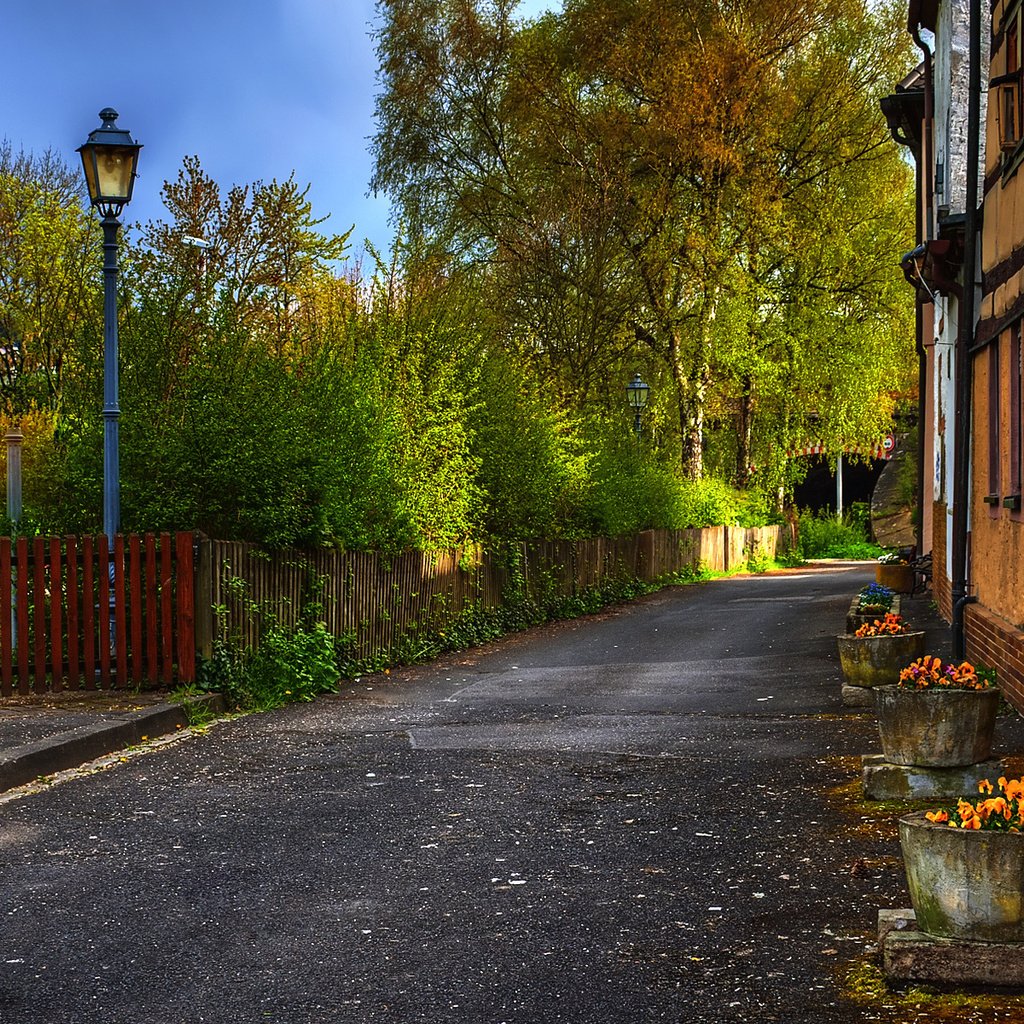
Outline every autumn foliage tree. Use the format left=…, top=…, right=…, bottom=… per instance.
left=372, top=0, right=917, bottom=486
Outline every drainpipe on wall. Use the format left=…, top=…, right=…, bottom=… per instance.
left=951, top=0, right=982, bottom=660
left=914, top=164, right=927, bottom=557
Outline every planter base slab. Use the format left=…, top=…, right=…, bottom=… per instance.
left=861, top=754, right=1005, bottom=801
left=843, top=685, right=875, bottom=707
left=881, top=909, right=1024, bottom=988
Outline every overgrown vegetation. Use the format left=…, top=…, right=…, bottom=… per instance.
left=196, top=576, right=342, bottom=711
left=798, top=507, right=884, bottom=560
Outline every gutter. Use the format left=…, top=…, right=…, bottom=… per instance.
left=908, top=29, right=933, bottom=561
left=914, top=159, right=927, bottom=557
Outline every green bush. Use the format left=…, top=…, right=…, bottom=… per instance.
left=470, top=353, right=588, bottom=540
left=675, top=477, right=740, bottom=527
left=798, top=508, right=883, bottom=560
left=583, top=457, right=685, bottom=535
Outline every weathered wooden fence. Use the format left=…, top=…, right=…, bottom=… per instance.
left=0, top=532, right=195, bottom=696
left=0, top=524, right=792, bottom=695
left=197, top=524, right=795, bottom=663
left=196, top=541, right=509, bottom=661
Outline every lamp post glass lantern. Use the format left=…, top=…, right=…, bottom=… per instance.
left=77, top=108, right=141, bottom=540
left=626, top=373, right=651, bottom=438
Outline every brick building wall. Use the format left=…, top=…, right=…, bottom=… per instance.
left=932, top=501, right=952, bottom=621
left=966, top=603, right=1024, bottom=711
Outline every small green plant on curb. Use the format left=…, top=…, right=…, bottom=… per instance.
left=746, top=545, right=772, bottom=574
left=168, top=684, right=221, bottom=728
left=772, top=549, right=806, bottom=569
left=669, top=562, right=714, bottom=584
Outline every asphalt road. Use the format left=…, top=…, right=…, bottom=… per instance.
left=0, top=564, right=1017, bottom=1023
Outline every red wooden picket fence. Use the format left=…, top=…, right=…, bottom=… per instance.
left=0, top=532, right=195, bottom=697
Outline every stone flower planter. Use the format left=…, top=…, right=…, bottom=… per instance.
left=876, top=563, right=914, bottom=593
left=900, top=812, right=1024, bottom=942
left=836, top=630, right=925, bottom=688
left=874, top=685, right=1000, bottom=767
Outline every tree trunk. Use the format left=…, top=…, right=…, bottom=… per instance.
left=673, top=296, right=716, bottom=481
left=735, top=373, right=753, bottom=486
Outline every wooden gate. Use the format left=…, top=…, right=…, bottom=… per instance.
left=0, top=531, right=195, bottom=696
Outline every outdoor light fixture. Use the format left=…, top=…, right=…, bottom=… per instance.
left=626, top=372, right=651, bottom=439
left=77, top=108, right=142, bottom=219
left=77, top=108, right=142, bottom=540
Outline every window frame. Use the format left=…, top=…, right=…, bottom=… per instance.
left=998, top=0, right=1024, bottom=176
left=1008, top=322, right=1023, bottom=515
left=987, top=335, right=1003, bottom=514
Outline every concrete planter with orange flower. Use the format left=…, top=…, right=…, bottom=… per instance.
left=837, top=630, right=925, bottom=688
left=874, top=686, right=1000, bottom=767
left=898, top=811, right=1024, bottom=942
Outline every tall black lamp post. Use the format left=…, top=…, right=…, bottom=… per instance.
left=77, top=108, right=142, bottom=540
left=625, top=373, right=651, bottom=439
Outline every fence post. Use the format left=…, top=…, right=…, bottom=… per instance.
left=175, top=532, right=196, bottom=683
left=638, top=530, right=655, bottom=581
left=194, top=533, right=214, bottom=662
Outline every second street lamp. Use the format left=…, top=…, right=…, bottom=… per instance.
left=77, top=108, right=142, bottom=540
left=625, top=373, right=651, bottom=439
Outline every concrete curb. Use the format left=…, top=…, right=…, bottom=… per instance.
left=0, top=693, right=225, bottom=793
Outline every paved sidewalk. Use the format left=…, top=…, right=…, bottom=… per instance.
left=0, top=689, right=223, bottom=792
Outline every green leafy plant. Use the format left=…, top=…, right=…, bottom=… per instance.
left=195, top=574, right=339, bottom=712
left=168, top=684, right=220, bottom=728
left=745, top=545, right=772, bottom=574
left=798, top=508, right=884, bottom=560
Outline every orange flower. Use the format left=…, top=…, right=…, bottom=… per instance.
left=926, top=776, right=1024, bottom=832
left=855, top=613, right=907, bottom=638
left=897, top=655, right=994, bottom=690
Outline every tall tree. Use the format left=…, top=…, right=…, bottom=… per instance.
left=372, top=0, right=917, bottom=482
left=0, top=144, right=99, bottom=416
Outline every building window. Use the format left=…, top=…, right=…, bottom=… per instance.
left=1009, top=323, right=1023, bottom=511
left=1002, top=83, right=1021, bottom=150
left=998, top=4, right=1024, bottom=158
left=988, top=337, right=1002, bottom=510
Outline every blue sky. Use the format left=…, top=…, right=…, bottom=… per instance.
left=3, top=0, right=554, bottom=265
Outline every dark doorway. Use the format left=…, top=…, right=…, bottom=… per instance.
left=792, top=455, right=888, bottom=515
